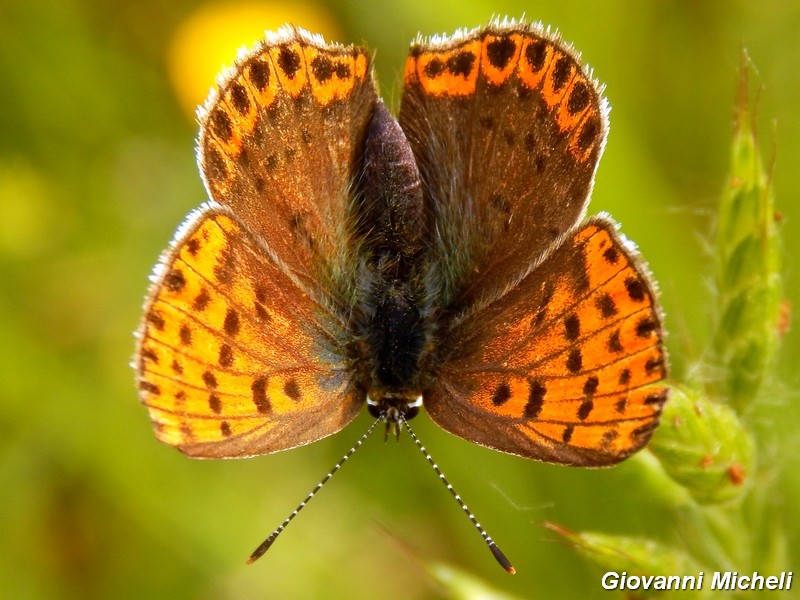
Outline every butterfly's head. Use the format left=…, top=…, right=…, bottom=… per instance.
left=366, top=392, right=422, bottom=441
left=366, top=393, right=422, bottom=421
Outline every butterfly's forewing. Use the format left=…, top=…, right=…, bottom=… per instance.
left=136, top=28, right=377, bottom=457
left=198, top=26, right=377, bottom=295
left=399, top=23, right=607, bottom=308
left=425, top=218, right=667, bottom=465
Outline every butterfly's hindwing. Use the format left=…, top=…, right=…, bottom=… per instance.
left=425, top=218, right=667, bottom=466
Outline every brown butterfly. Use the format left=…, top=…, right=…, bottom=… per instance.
left=135, top=20, right=667, bottom=572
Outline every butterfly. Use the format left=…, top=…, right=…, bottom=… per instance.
left=135, top=19, right=667, bottom=571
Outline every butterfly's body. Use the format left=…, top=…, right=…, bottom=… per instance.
left=136, top=21, right=667, bottom=468
left=351, top=101, right=432, bottom=416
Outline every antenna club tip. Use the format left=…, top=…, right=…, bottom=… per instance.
left=489, top=543, right=515, bottom=574
left=247, top=547, right=268, bottom=564
left=247, top=541, right=272, bottom=564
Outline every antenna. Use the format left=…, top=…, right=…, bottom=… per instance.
left=246, top=411, right=515, bottom=574
left=398, top=413, right=516, bottom=574
left=247, top=416, right=382, bottom=563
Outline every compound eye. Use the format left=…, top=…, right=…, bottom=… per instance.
left=404, top=405, right=420, bottom=420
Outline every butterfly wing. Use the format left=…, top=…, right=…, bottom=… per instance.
left=399, top=22, right=607, bottom=308
left=425, top=218, right=667, bottom=465
left=136, top=28, right=377, bottom=457
left=135, top=204, right=364, bottom=458
left=400, top=23, right=667, bottom=465
left=198, top=26, right=377, bottom=296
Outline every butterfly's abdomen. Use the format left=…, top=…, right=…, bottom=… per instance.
left=355, top=101, right=431, bottom=394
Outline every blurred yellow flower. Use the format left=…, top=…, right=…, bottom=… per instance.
left=167, top=1, right=342, bottom=118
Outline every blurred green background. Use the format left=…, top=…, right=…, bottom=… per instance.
left=1, top=0, right=798, bottom=598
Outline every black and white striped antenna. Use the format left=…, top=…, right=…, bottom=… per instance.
left=246, top=416, right=382, bottom=564
left=247, top=411, right=515, bottom=574
left=398, top=412, right=515, bottom=574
